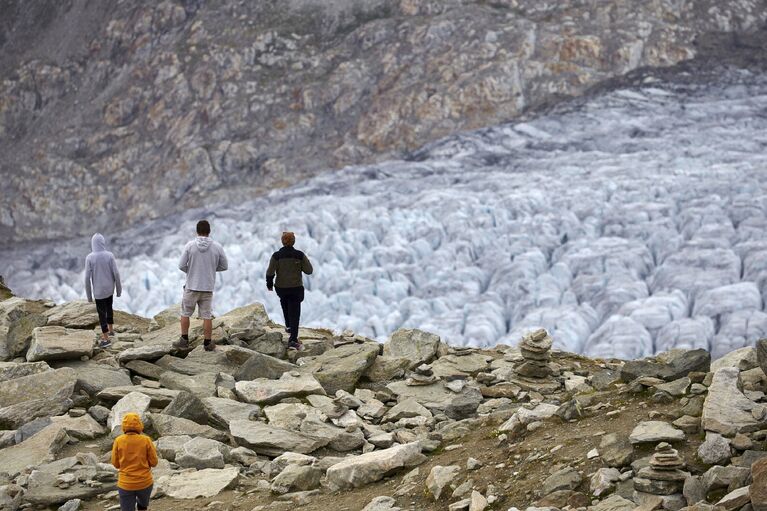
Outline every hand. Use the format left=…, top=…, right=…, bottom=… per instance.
left=116, top=293, right=121, bottom=298
left=267, top=286, right=273, bottom=292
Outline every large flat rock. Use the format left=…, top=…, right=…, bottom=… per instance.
left=300, top=342, right=380, bottom=395
left=702, top=368, right=762, bottom=436
left=117, top=343, right=174, bottom=364
left=325, top=442, right=426, bottom=490
left=156, top=467, right=239, bottom=499
left=0, top=361, right=51, bottom=383
left=149, top=413, right=228, bottom=443
left=26, top=327, right=94, bottom=362
left=629, top=421, right=686, bottom=444
left=0, top=391, right=74, bottom=429
left=229, top=419, right=327, bottom=456
left=234, top=351, right=296, bottom=381
left=202, top=397, right=261, bottom=429
left=159, top=371, right=218, bottom=397
left=383, top=329, right=442, bottom=369
left=0, top=367, right=77, bottom=407
left=98, top=386, right=179, bottom=407
left=234, top=372, right=325, bottom=405
left=0, top=424, right=70, bottom=476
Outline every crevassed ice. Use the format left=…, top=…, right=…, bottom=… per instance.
left=5, top=69, right=767, bottom=359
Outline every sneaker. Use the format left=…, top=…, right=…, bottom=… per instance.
left=107, top=331, right=116, bottom=338
left=287, top=341, right=302, bottom=351
left=203, top=340, right=216, bottom=352
left=173, top=337, right=190, bottom=349
left=98, top=339, right=112, bottom=349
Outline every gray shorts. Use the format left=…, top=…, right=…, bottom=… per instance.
left=180, top=288, right=213, bottom=320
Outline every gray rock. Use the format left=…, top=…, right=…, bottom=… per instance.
left=0, top=361, right=51, bottom=383
left=15, top=417, right=52, bottom=444
left=426, top=465, right=461, bottom=500
left=386, top=381, right=479, bottom=414
left=270, top=464, right=322, bottom=494
left=234, top=351, right=296, bottom=381
left=159, top=370, right=218, bottom=397
left=712, top=347, right=758, bottom=372
left=58, top=499, right=82, bottom=511
left=162, top=391, right=209, bottom=425
left=299, top=342, right=380, bottom=395
left=49, top=414, right=105, bottom=440
left=363, top=356, right=412, bottom=382
left=117, top=344, right=174, bottom=364
left=599, top=433, right=634, bottom=468
left=589, top=494, right=636, bottom=511
left=300, top=419, right=365, bottom=452
left=383, top=329, right=441, bottom=369
left=230, top=419, right=327, bottom=456
left=629, top=421, right=685, bottom=444
left=362, top=496, right=402, bottom=511
left=272, top=452, right=317, bottom=474
left=107, top=391, right=152, bottom=435
left=683, top=475, right=706, bottom=506
left=620, top=349, right=710, bottom=382
left=445, top=387, right=483, bottom=419
left=430, top=354, right=491, bottom=378
left=175, top=437, right=228, bottom=469
left=697, top=432, right=732, bottom=465
left=263, top=403, right=327, bottom=430
left=0, top=389, right=74, bottom=429
left=0, top=367, right=77, bottom=408
left=654, top=377, right=691, bottom=397
left=0, top=424, right=70, bottom=476
left=88, top=405, right=110, bottom=425
left=383, top=398, right=433, bottom=423
left=123, top=360, right=165, bottom=380
left=542, top=467, right=582, bottom=495
left=155, top=467, right=239, bottom=499
left=155, top=435, right=191, bottom=461
left=26, top=326, right=93, bottom=362
left=325, top=442, right=426, bottom=490
left=591, top=468, right=621, bottom=497
left=757, top=338, right=767, bottom=378
left=234, top=372, right=326, bottom=405
left=97, top=386, right=179, bottom=407
left=715, top=485, right=751, bottom=511
left=149, top=413, right=228, bottom=442
left=0, top=297, right=48, bottom=358
left=702, top=368, right=762, bottom=436
left=701, top=465, right=750, bottom=493
left=68, top=363, right=132, bottom=396
left=202, top=396, right=261, bottom=429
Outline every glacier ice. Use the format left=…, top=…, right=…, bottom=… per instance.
left=4, top=69, right=767, bottom=359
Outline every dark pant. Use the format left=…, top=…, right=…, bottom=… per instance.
left=276, top=286, right=304, bottom=342
left=95, top=295, right=114, bottom=333
left=118, top=485, right=152, bottom=511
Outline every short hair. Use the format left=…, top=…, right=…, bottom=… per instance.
left=281, top=231, right=295, bottom=246
left=197, top=220, right=211, bottom=236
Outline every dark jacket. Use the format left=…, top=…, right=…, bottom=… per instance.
left=266, top=246, right=313, bottom=289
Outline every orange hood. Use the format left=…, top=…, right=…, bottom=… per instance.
left=121, top=412, right=144, bottom=434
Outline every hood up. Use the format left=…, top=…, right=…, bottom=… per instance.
left=195, top=236, right=212, bottom=252
left=91, top=233, right=107, bottom=252
left=121, top=412, right=144, bottom=434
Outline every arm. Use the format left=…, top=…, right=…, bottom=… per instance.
left=178, top=244, right=190, bottom=273
left=266, top=256, right=277, bottom=290
left=84, top=258, right=93, bottom=302
left=147, top=437, right=159, bottom=467
left=302, top=254, right=313, bottom=275
left=111, top=439, right=120, bottom=469
left=111, top=256, right=122, bottom=297
left=216, top=245, right=228, bottom=272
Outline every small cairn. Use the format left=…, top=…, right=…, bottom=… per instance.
left=515, top=328, right=553, bottom=378
left=634, top=443, right=688, bottom=496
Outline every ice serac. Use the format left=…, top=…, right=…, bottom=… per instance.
left=702, top=368, right=762, bottom=436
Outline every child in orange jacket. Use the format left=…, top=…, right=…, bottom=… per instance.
left=111, top=412, right=158, bottom=511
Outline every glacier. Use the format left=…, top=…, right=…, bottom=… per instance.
left=3, top=68, right=767, bottom=359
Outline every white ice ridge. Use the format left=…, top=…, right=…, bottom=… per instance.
left=5, top=69, right=767, bottom=359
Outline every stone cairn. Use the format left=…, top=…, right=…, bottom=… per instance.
left=515, top=328, right=553, bottom=378
left=634, top=443, right=688, bottom=496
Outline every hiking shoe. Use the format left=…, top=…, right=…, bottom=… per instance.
left=173, top=337, right=190, bottom=349
left=203, top=340, right=216, bottom=352
left=98, top=339, right=112, bottom=349
left=287, top=341, right=302, bottom=351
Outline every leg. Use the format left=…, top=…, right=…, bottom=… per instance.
left=175, top=288, right=193, bottom=349
left=106, top=295, right=115, bottom=335
left=135, top=484, right=153, bottom=511
left=199, top=292, right=215, bottom=351
left=118, top=488, right=137, bottom=511
left=290, top=287, right=305, bottom=343
left=180, top=316, right=190, bottom=336
left=275, top=288, right=289, bottom=330
left=95, top=298, right=109, bottom=340
left=203, top=319, right=212, bottom=340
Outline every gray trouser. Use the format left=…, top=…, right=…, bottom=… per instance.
left=118, top=485, right=152, bottom=511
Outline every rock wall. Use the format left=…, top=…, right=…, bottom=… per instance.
left=1, top=0, right=766, bottom=241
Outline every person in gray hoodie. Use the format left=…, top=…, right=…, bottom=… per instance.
left=84, top=233, right=122, bottom=348
left=173, top=220, right=228, bottom=352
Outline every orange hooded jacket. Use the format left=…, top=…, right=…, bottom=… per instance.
left=111, top=412, right=158, bottom=490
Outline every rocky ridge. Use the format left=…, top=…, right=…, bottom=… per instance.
left=3, top=288, right=767, bottom=511
left=2, top=0, right=767, bottom=241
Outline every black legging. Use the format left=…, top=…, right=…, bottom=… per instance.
left=276, top=286, right=304, bottom=342
left=95, top=295, right=114, bottom=333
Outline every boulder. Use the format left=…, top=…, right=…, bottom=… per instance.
left=716, top=486, right=751, bottom=511
left=26, top=326, right=94, bottom=363
left=272, top=452, right=317, bottom=474
left=49, top=414, right=105, bottom=440
left=362, top=496, right=402, bottom=511
left=67, top=363, right=132, bottom=396
left=469, top=491, right=488, bottom=511
left=591, top=467, right=621, bottom=497
left=542, top=467, right=582, bottom=495
left=107, top=391, right=152, bottom=435
left=702, top=465, right=750, bottom=492
left=156, top=467, right=239, bottom=499
left=387, top=381, right=481, bottom=415
left=383, top=329, right=441, bottom=368
left=175, top=437, right=228, bottom=469
left=162, top=391, right=209, bottom=425
left=383, top=398, right=433, bottom=423
left=697, top=432, right=732, bottom=465
left=620, top=349, right=710, bottom=382
left=234, top=352, right=296, bottom=381
left=430, top=354, right=491, bottom=378
left=44, top=301, right=150, bottom=332
left=300, top=419, right=365, bottom=452
left=0, top=389, right=74, bottom=429
left=124, top=360, right=165, bottom=380
left=97, top=386, right=179, bottom=407
left=300, top=342, right=380, bottom=395
left=263, top=403, right=327, bottom=431
left=0, top=361, right=51, bottom=383
left=599, top=433, right=633, bottom=467
left=202, top=397, right=261, bottom=429
left=117, top=344, right=174, bottom=364
left=712, top=347, right=758, bottom=372
left=629, top=421, right=686, bottom=444
left=159, top=371, right=218, bottom=397
left=149, top=413, right=228, bottom=443
left=0, top=367, right=76, bottom=408
left=702, top=368, right=762, bottom=436
left=363, top=356, right=412, bottom=382
left=155, top=345, right=251, bottom=376
left=0, top=297, right=47, bottom=358
left=426, top=465, right=461, bottom=500
left=499, top=403, right=560, bottom=435
left=325, top=442, right=426, bottom=490
left=230, top=420, right=327, bottom=456
left=155, top=435, right=191, bottom=461
left=0, top=424, right=70, bottom=476
left=218, top=303, right=271, bottom=341
left=752, top=457, right=767, bottom=511
left=590, top=494, right=636, bottom=511
left=234, top=372, right=326, bottom=405
left=270, top=464, right=323, bottom=494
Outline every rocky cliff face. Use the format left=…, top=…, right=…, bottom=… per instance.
left=1, top=0, right=766, bottom=242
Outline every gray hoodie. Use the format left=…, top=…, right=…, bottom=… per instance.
left=178, top=237, right=228, bottom=292
left=84, top=233, right=122, bottom=301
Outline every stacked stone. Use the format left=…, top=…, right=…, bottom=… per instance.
left=515, top=329, right=553, bottom=378
left=634, top=443, right=688, bottom=496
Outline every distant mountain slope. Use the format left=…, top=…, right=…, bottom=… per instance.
left=1, top=0, right=766, bottom=242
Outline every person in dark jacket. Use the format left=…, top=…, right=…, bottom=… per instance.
left=266, top=232, right=313, bottom=349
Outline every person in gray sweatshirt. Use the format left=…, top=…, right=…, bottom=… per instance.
left=173, top=220, right=228, bottom=352
left=84, top=233, right=122, bottom=348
